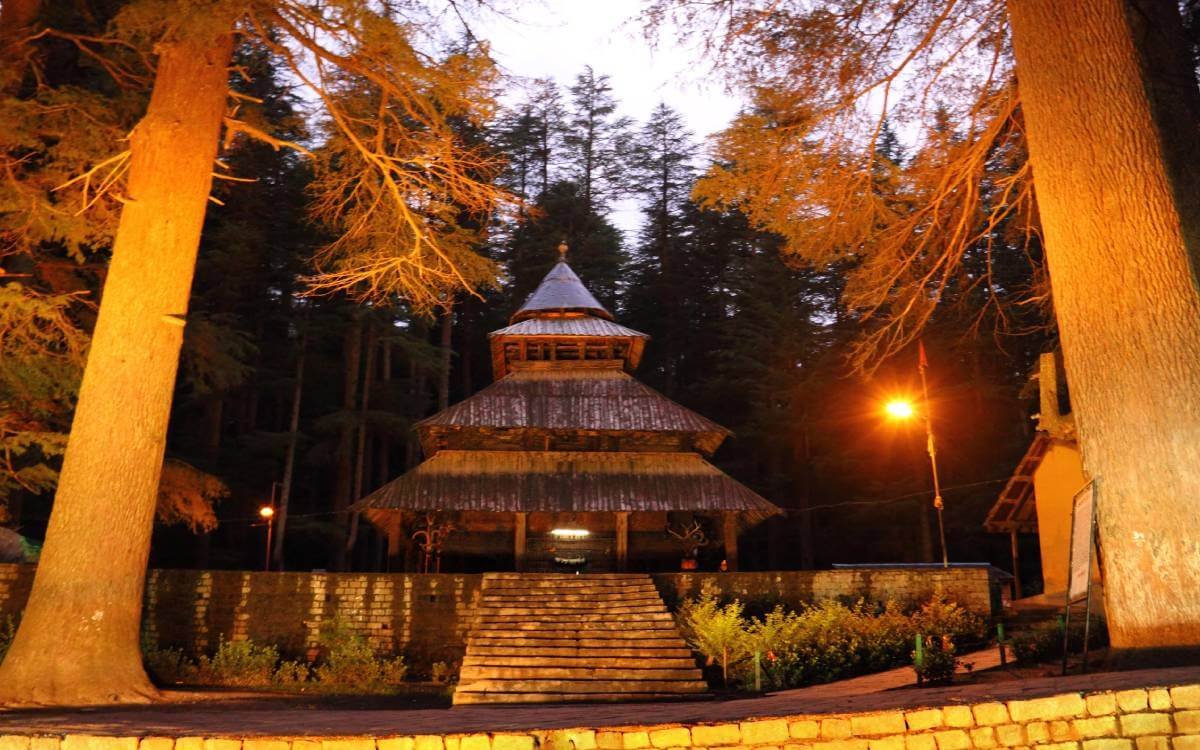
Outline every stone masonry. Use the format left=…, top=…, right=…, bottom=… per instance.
left=2, top=682, right=1200, bottom=750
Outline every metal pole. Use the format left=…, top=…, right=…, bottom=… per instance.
left=264, top=517, right=273, bottom=572
left=919, top=350, right=948, bottom=568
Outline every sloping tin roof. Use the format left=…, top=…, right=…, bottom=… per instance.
left=984, top=433, right=1050, bottom=534
left=418, top=369, right=730, bottom=451
left=355, top=450, right=781, bottom=524
left=511, top=261, right=613, bottom=323
left=490, top=315, right=648, bottom=339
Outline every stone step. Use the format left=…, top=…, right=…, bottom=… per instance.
left=472, top=609, right=673, bottom=622
left=469, top=635, right=686, bottom=648
left=459, top=665, right=702, bottom=681
left=465, top=645, right=694, bottom=658
left=455, top=678, right=709, bottom=694
left=479, top=592, right=663, bottom=605
left=462, top=655, right=698, bottom=669
left=452, top=691, right=696, bottom=705
left=471, top=620, right=677, bottom=633
left=485, top=573, right=650, bottom=580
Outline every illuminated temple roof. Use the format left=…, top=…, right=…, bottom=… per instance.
left=359, top=451, right=778, bottom=526
left=355, top=250, right=780, bottom=521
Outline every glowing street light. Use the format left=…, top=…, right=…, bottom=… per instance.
left=885, top=399, right=916, bottom=420
left=884, top=343, right=949, bottom=568
left=259, top=505, right=275, bottom=572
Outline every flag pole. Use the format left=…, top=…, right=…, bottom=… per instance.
left=919, top=340, right=949, bottom=568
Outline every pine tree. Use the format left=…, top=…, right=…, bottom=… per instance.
left=561, top=67, right=633, bottom=213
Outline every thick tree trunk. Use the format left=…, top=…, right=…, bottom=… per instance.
left=0, top=29, right=233, bottom=705
left=1008, top=0, right=1200, bottom=657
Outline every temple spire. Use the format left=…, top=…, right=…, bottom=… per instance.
left=557, top=240, right=569, bottom=259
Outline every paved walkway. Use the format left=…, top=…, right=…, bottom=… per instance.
left=2, top=651, right=1199, bottom=737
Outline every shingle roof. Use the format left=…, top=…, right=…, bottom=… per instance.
left=984, top=433, right=1050, bottom=534
left=511, top=261, right=613, bottom=323
left=354, top=450, right=781, bottom=525
left=417, top=369, right=730, bottom=455
left=490, top=315, right=648, bottom=339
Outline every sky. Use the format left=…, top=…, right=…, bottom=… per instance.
left=468, top=0, right=745, bottom=236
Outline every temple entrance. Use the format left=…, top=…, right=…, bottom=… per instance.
left=526, top=530, right=616, bottom=572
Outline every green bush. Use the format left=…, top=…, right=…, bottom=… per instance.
left=677, top=593, right=985, bottom=692
left=912, top=634, right=968, bottom=685
left=312, top=618, right=407, bottom=690
left=1010, top=618, right=1108, bottom=663
left=195, top=636, right=281, bottom=686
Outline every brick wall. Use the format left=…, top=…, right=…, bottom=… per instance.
left=654, top=567, right=998, bottom=615
left=0, top=564, right=996, bottom=664
left=0, top=564, right=482, bottom=668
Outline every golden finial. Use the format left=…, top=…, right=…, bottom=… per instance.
left=557, top=240, right=569, bottom=258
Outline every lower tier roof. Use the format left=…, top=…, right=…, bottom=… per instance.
left=354, top=450, right=781, bottom=526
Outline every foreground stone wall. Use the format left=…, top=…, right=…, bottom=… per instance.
left=0, top=564, right=995, bottom=665
left=0, top=565, right=483, bottom=668
left=654, top=567, right=998, bottom=615
left=1, top=683, right=1199, bottom=748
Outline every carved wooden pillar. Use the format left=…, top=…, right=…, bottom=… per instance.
left=615, top=511, right=629, bottom=572
left=723, top=512, right=739, bottom=571
left=514, top=511, right=527, bottom=571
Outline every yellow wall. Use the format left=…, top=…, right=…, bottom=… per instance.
left=1032, top=440, right=1087, bottom=594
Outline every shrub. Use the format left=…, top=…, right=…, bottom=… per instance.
left=195, top=636, right=281, bottom=686
left=430, top=660, right=453, bottom=684
left=912, top=634, right=969, bottom=685
left=273, top=659, right=311, bottom=685
left=676, top=593, right=985, bottom=692
left=142, top=638, right=197, bottom=685
left=0, top=615, right=16, bottom=665
left=1010, top=618, right=1108, bottom=663
left=677, top=592, right=747, bottom=686
left=312, top=618, right=406, bottom=690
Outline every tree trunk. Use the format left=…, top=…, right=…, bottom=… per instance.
left=332, top=316, right=363, bottom=570
left=272, top=333, right=306, bottom=570
left=0, top=28, right=233, bottom=705
left=1008, top=0, right=1200, bottom=657
left=345, top=326, right=376, bottom=557
left=437, top=304, right=453, bottom=411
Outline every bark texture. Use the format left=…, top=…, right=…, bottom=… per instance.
left=0, top=29, right=234, bottom=705
left=1008, top=0, right=1200, bottom=655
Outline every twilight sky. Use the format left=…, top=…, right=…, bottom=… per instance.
left=470, top=0, right=745, bottom=236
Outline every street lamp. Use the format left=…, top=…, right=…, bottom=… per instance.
left=884, top=389, right=949, bottom=568
left=259, top=505, right=275, bottom=572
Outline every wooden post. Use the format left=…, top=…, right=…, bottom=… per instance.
left=514, top=511, right=527, bottom=571
left=1010, top=529, right=1023, bottom=600
left=723, top=512, right=739, bottom=571
left=615, top=511, right=629, bottom=572
left=386, top=516, right=404, bottom=572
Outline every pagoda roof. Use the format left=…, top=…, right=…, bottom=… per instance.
left=511, top=261, right=613, bottom=323
left=417, top=369, right=731, bottom=456
left=490, top=315, right=647, bottom=339
left=354, top=450, right=781, bottom=527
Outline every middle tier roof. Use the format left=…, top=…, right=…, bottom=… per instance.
left=417, top=368, right=730, bottom=456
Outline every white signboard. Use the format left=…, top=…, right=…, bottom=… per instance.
left=1067, top=481, right=1096, bottom=602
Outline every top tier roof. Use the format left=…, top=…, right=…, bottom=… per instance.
left=511, top=260, right=613, bottom=323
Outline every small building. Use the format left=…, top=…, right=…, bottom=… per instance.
left=355, top=246, right=781, bottom=573
left=984, top=352, right=1098, bottom=598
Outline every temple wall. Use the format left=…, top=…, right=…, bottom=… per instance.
left=0, top=565, right=996, bottom=666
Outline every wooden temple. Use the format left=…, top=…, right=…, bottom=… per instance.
left=355, top=245, right=781, bottom=573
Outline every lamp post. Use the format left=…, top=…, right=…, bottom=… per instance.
left=885, top=365, right=949, bottom=568
left=259, top=505, right=275, bottom=571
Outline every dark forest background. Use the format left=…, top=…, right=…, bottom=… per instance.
left=3, top=54, right=1053, bottom=587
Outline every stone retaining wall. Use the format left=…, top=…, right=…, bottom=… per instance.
left=2, top=683, right=1199, bottom=749
left=0, top=564, right=996, bottom=666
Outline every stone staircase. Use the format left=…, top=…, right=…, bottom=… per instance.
left=453, top=573, right=708, bottom=705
